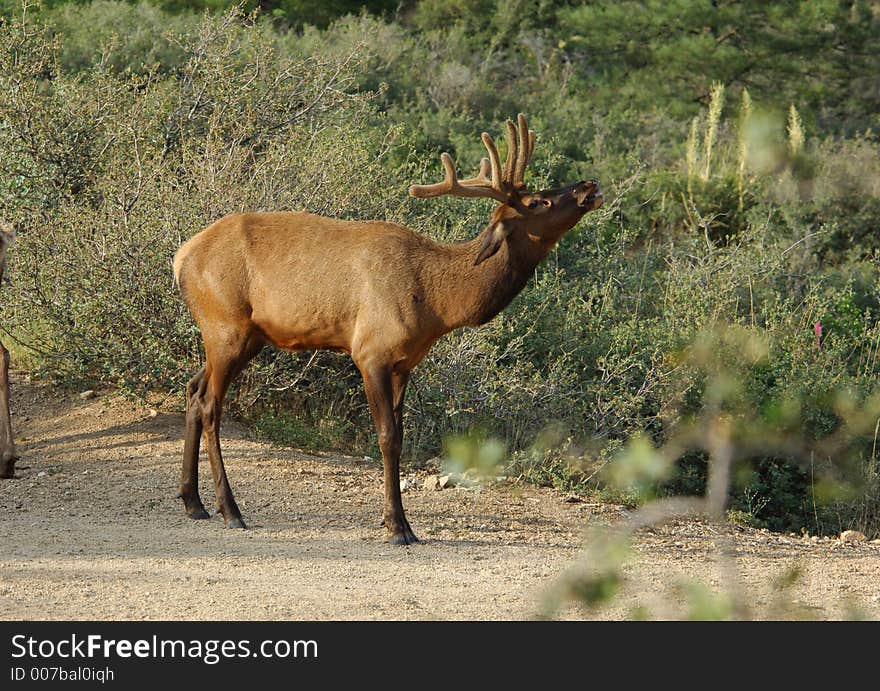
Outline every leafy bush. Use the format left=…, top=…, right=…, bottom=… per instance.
left=0, top=2, right=878, bottom=536
left=0, top=6, right=405, bottom=393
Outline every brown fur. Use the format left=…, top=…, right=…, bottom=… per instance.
left=174, top=152, right=602, bottom=544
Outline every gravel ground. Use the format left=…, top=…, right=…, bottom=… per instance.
left=1, top=374, right=878, bottom=620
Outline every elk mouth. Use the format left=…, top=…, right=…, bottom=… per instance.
left=580, top=191, right=603, bottom=209
left=577, top=182, right=603, bottom=209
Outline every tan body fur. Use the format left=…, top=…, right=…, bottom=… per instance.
left=173, top=115, right=602, bottom=544
left=174, top=211, right=544, bottom=371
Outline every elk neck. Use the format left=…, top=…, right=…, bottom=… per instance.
left=424, top=223, right=549, bottom=331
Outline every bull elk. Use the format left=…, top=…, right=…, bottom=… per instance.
left=173, top=114, right=602, bottom=544
left=0, top=224, right=16, bottom=478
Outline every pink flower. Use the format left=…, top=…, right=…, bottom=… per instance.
left=814, top=321, right=822, bottom=349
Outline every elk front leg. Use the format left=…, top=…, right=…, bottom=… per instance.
left=0, top=340, right=16, bottom=479
left=361, top=363, right=417, bottom=545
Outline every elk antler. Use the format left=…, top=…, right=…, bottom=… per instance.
left=409, top=114, right=536, bottom=207
left=513, top=113, right=536, bottom=188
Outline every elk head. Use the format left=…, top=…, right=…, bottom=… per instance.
left=409, top=113, right=603, bottom=265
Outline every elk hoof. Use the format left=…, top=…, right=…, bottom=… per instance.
left=0, top=451, right=16, bottom=479
left=388, top=528, right=419, bottom=545
left=385, top=514, right=418, bottom=545
left=224, top=516, right=247, bottom=529
left=180, top=494, right=210, bottom=519
left=389, top=532, right=419, bottom=545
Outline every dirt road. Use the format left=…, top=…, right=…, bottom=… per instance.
left=1, top=375, right=878, bottom=620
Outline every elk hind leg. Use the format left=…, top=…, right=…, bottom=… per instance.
left=199, top=331, right=262, bottom=528
left=178, top=364, right=209, bottom=518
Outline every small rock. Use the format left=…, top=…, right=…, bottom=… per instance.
left=840, top=530, right=867, bottom=544
left=36, top=471, right=47, bottom=478
left=147, top=408, right=159, bottom=418
left=564, top=496, right=583, bottom=504
left=439, top=474, right=454, bottom=489
left=399, top=478, right=416, bottom=493
left=423, top=475, right=441, bottom=491
left=362, top=456, right=374, bottom=463
left=79, top=390, right=96, bottom=400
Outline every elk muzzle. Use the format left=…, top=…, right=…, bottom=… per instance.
left=575, top=180, right=603, bottom=210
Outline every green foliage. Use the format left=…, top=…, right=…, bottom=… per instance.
left=0, top=5, right=403, bottom=397
left=0, top=1, right=878, bottom=536
left=249, top=408, right=357, bottom=454
left=442, top=429, right=506, bottom=477
left=548, top=530, right=630, bottom=612
left=558, top=0, right=880, bottom=133
left=678, top=582, right=734, bottom=621
left=50, top=1, right=192, bottom=74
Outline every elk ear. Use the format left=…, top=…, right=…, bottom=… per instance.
left=474, top=221, right=511, bottom=266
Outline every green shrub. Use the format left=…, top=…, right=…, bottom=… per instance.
left=0, top=6, right=403, bottom=394
left=0, top=2, right=878, bottom=536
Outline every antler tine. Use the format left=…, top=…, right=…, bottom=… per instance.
left=480, top=132, right=503, bottom=190
left=409, top=152, right=456, bottom=198
left=409, top=115, right=536, bottom=203
left=502, top=119, right=518, bottom=183
left=513, top=113, right=535, bottom=187
left=459, top=157, right=492, bottom=185
left=409, top=152, right=507, bottom=202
